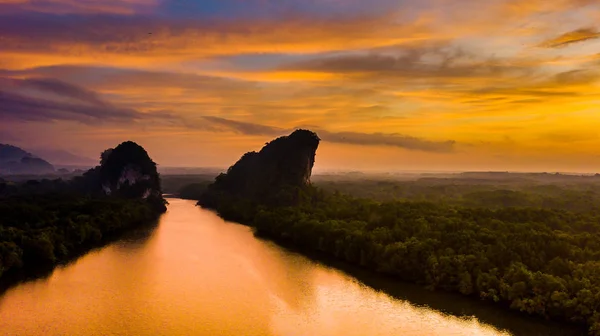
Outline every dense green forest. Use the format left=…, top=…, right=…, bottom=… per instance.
left=0, top=141, right=167, bottom=288
left=163, top=172, right=600, bottom=213
left=194, top=171, right=600, bottom=335
left=161, top=174, right=213, bottom=199
left=0, top=193, right=161, bottom=283
left=314, top=177, right=600, bottom=214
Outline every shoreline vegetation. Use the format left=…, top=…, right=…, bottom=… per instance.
left=195, top=130, right=600, bottom=335
left=0, top=195, right=163, bottom=292
left=3, top=131, right=600, bottom=334
left=253, top=229, right=586, bottom=336
left=200, top=190, right=600, bottom=334
left=0, top=141, right=167, bottom=291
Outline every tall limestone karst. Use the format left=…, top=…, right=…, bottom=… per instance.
left=199, top=129, right=320, bottom=212
left=76, top=141, right=166, bottom=211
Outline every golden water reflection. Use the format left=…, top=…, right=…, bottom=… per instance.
left=0, top=199, right=583, bottom=336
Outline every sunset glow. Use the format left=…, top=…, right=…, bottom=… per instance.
left=2, top=0, right=600, bottom=171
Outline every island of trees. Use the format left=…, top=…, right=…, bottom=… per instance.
left=196, top=129, right=600, bottom=335
left=0, top=141, right=167, bottom=288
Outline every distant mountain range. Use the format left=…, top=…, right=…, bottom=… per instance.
left=0, top=144, right=99, bottom=175
left=30, top=148, right=97, bottom=167
left=0, top=144, right=55, bottom=175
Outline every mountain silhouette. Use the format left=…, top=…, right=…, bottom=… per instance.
left=199, top=129, right=320, bottom=208
left=0, top=144, right=55, bottom=175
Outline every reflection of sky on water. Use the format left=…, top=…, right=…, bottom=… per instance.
left=0, top=199, right=583, bottom=336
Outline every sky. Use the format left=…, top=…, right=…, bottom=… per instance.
left=1, top=0, right=600, bottom=172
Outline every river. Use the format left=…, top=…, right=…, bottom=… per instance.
left=0, top=198, right=585, bottom=336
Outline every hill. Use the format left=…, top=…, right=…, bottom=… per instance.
left=199, top=129, right=320, bottom=209
left=0, top=140, right=167, bottom=289
left=0, top=144, right=54, bottom=175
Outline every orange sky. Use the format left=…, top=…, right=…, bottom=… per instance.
left=1, top=0, right=600, bottom=172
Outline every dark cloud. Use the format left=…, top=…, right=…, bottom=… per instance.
left=553, top=69, right=600, bottom=85
left=280, top=46, right=529, bottom=80
left=539, top=28, right=600, bottom=48
left=286, top=53, right=418, bottom=73
left=460, top=69, right=600, bottom=103
left=0, top=0, right=402, bottom=17
left=201, top=116, right=455, bottom=152
left=0, top=77, right=178, bottom=124
left=0, top=0, right=157, bottom=15
left=0, top=90, right=140, bottom=123
left=17, top=77, right=107, bottom=106
left=202, top=116, right=284, bottom=136
left=0, top=9, right=426, bottom=59
left=0, top=66, right=257, bottom=97
left=318, top=130, right=455, bottom=152
left=469, top=87, right=580, bottom=97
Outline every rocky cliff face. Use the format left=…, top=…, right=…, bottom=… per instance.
left=200, top=129, right=320, bottom=207
left=72, top=141, right=165, bottom=213
left=95, top=141, right=163, bottom=200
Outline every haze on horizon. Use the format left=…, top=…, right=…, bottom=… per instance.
left=1, top=0, right=600, bottom=173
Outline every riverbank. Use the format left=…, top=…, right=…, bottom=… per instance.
left=0, top=198, right=585, bottom=336
left=254, top=231, right=586, bottom=336
left=198, top=188, right=600, bottom=335
left=254, top=229, right=588, bottom=336
left=0, top=194, right=165, bottom=293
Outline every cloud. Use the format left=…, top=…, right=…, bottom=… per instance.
left=317, top=130, right=455, bottom=152
left=201, top=116, right=455, bottom=152
left=0, top=65, right=400, bottom=127
left=539, top=28, right=600, bottom=48
left=0, top=0, right=598, bottom=71
left=0, top=90, right=141, bottom=123
left=459, top=69, right=600, bottom=105
left=0, top=76, right=178, bottom=124
left=539, top=130, right=598, bottom=143
left=17, top=77, right=107, bottom=106
left=0, top=65, right=258, bottom=94
left=0, top=0, right=158, bottom=14
left=553, top=69, right=600, bottom=85
left=278, top=46, right=532, bottom=82
left=0, top=0, right=405, bottom=17
left=0, top=10, right=436, bottom=70
left=202, top=116, right=284, bottom=136
left=1, top=0, right=599, bottom=169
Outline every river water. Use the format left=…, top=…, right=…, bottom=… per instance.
left=0, top=198, right=584, bottom=336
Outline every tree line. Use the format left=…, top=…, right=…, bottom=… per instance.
left=202, top=182, right=600, bottom=335
left=0, top=141, right=167, bottom=288
left=0, top=192, right=162, bottom=286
